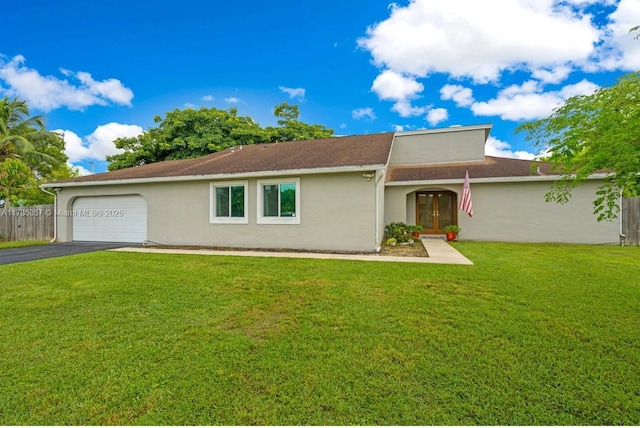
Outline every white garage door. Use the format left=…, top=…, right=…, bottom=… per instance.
left=72, top=195, right=147, bottom=243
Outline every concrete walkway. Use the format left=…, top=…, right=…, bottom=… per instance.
left=111, top=237, right=473, bottom=265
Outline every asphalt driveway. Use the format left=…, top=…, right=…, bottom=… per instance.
left=0, top=242, right=134, bottom=265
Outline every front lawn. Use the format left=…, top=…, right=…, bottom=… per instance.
left=0, top=242, right=638, bottom=425
left=0, top=240, right=49, bottom=249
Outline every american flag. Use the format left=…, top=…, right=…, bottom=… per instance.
left=459, top=169, right=473, bottom=217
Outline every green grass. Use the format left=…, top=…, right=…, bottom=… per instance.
left=0, top=240, right=49, bottom=249
left=0, top=242, right=639, bottom=425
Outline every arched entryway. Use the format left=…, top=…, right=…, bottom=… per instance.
left=416, top=191, right=457, bottom=234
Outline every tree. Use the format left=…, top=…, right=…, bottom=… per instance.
left=265, top=102, right=333, bottom=142
left=0, top=97, right=64, bottom=176
left=516, top=72, right=640, bottom=221
left=107, top=132, right=164, bottom=171
left=107, top=104, right=334, bottom=171
left=0, top=158, right=31, bottom=209
left=0, top=97, right=70, bottom=207
left=107, top=106, right=267, bottom=170
left=273, top=102, right=300, bottom=121
left=10, top=163, right=79, bottom=207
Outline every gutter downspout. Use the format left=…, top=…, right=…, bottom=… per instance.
left=40, top=186, right=57, bottom=243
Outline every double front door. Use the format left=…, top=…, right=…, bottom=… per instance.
left=416, top=191, right=456, bottom=234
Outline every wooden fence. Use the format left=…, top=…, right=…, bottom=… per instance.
left=0, top=204, right=54, bottom=242
left=622, top=197, right=640, bottom=246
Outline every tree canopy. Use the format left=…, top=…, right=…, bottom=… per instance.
left=0, top=158, right=31, bottom=209
left=0, top=97, right=66, bottom=176
left=516, top=72, right=640, bottom=221
left=0, top=97, right=75, bottom=207
left=107, top=102, right=334, bottom=171
left=265, top=102, right=333, bottom=142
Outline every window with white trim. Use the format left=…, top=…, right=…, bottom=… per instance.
left=210, top=181, right=248, bottom=223
left=257, top=178, right=300, bottom=224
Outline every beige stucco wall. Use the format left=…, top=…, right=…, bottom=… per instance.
left=389, top=128, right=486, bottom=166
left=385, top=180, right=621, bottom=244
left=54, top=171, right=381, bottom=252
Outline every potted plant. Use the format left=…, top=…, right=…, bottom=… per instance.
left=409, top=224, right=423, bottom=238
left=443, top=224, right=461, bottom=242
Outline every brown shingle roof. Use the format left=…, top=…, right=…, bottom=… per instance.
left=53, top=132, right=395, bottom=184
left=386, top=156, right=557, bottom=182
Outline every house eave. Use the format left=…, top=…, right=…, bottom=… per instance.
left=42, top=164, right=388, bottom=188
left=385, top=173, right=612, bottom=186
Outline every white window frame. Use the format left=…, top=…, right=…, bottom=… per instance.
left=257, top=178, right=301, bottom=225
left=210, top=181, right=249, bottom=224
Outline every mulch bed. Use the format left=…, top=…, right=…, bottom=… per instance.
left=379, top=239, right=428, bottom=257
left=140, top=239, right=429, bottom=258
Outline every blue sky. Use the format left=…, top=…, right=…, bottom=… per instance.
left=2, top=0, right=639, bottom=174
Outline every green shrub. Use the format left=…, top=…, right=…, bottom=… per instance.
left=384, top=222, right=422, bottom=244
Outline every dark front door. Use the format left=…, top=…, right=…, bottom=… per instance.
left=416, top=191, right=457, bottom=234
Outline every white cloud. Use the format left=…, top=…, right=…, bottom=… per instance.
left=440, top=84, right=474, bottom=107
left=358, top=0, right=600, bottom=84
left=392, top=124, right=422, bottom=132
left=279, top=86, right=306, bottom=100
left=59, top=123, right=143, bottom=162
left=596, top=0, right=640, bottom=70
left=225, top=97, right=241, bottom=104
left=472, top=93, right=558, bottom=121
left=530, top=65, right=573, bottom=84
left=202, top=95, right=214, bottom=102
left=426, top=108, right=448, bottom=126
left=0, top=55, right=133, bottom=112
left=563, top=0, right=616, bottom=5
left=371, top=70, right=429, bottom=117
left=559, top=78, right=601, bottom=98
left=470, top=79, right=600, bottom=121
left=74, top=71, right=132, bottom=105
left=371, top=70, right=423, bottom=101
left=60, top=131, right=88, bottom=163
left=357, top=0, right=637, bottom=123
left=485, top=136, right=536, bottom=160
left=69, top=162, right=92, bottom=176
left=352, top=107, right=376, bottom=120
left=392, top=100, right=427, bottom=117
